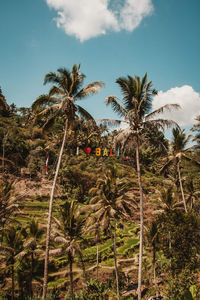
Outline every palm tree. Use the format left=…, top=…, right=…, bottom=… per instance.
left=0, top=179, right=19, bottom=244
left=185, top=178, right=200, bottom=210
left=161, top=128, right=200, bottom=213
left=154, top=187, right=183, bottom=270
left=101, top=73, right=179, bottom=300
left=31, top=64, right=104, bottom=300
left=51, top=200, right=85, bottom=300
left=87, top=165, right=136, bottom=300
left=0, top=226, right=23, bottom=300
left=154, top=186, right=184, bottom=215
left=191, top=115, right=200, bottom=150
left=17, top=219, right=44, bottom=297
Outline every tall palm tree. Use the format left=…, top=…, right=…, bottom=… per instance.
left=161, top=128, right=200, bottom=213
left=31, top=64, right=104, bottom=300
left=51, top=201, right=85, bottom=300
left=87, top=165, right=136, bottom=300
left=101, top=73, right=179, bottom=300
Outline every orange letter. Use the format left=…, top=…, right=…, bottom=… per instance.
left=109, top=149, right=116, bottom=157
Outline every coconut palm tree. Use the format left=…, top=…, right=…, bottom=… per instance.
left=0, top=226, right=23, bottom=300
left=31, top=64, right=104, bottom=300
left=161, top=128, right=200, bottom=213
left=100, top=73, right=179, bottom=300
left=87, top=165, right=137, bottom=300
left=154, top=186, right=184, bottom=215
left=154, top=186, right=184, bottom=271
left=51, top=200, right=85, bottom=300
left=191, top=115, right=200, bottom=150
left=0, top=179, right=19, bottom=244
left=185, top=178, right=200, bottom=211
left=16, top=219, right=44, bottom=297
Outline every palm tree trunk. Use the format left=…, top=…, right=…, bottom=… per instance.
left=11, top=264, right=14, bottom=300
left=2, top=132, right=7, bottom=173
left=42, top=120, right=68, bottom=300
left=177, top=162, right=187, bottom=213
left=79, top=251, right=87, bottom=281
left=136, top=135, right=144, bottom=300
left=153, top=246, right=158, bottom=297
left=96, top=242, right=99, bottom=281
left=69, top=252, right=74, bottom=300
left=17, top=272, right=24, bottom=300
left=30, top=252, right=34, bottom=297
left=169, top=231, right=172, bottom=269
left=112, top=223, right=120, bottom=300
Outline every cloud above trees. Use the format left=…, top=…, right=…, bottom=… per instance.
left=45, top=0, right=154, bottom=41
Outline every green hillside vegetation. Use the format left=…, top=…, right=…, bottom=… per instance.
left=0, top=67, right=200, bottom=300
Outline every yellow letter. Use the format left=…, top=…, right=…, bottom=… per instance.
left=96, top=148, right=101, bottom=156
left=103, top=148, right=108, bottom=156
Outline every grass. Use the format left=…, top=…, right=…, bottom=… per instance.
left=118, top=238, right=139, bottom=255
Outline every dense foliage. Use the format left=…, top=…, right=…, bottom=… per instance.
left=0, top=69, right=200, bottom=300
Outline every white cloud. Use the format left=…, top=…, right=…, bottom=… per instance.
left=119, top=0, right=153, bottom=31
left=45, top=0, right=153, bottom=41
left=152, top=85, right=200, bottom=127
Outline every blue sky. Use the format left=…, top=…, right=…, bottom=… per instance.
left=0, top=0, right=200, bottom=130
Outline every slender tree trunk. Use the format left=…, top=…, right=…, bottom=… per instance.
left=153, top=247, right=158, bottom=297
left=11, top=264, right=14, bottom=300
left=30, top=252, right=34, bottom=297
left=96, top=242, right=99, bottom=281
left=17, top=272, right=24, bottom=300
left=69, top=253, right=74, bottom=300
left=1, top=223, right=5, bottom=246
left=42, top=120, right=68, bottom=300
left=112, top=223, right=120, bottom=300
left=79, top=251, right=87, bottom=281
left=2, top=132, right=7, bottom=173
left=177, top=162, right=187, bottom=213
left=136, top=135, right=144, bottom=300
left=169, top=231, right=172, bottom=270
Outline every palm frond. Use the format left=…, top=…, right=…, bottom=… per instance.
left=42, top=115, right=58, bottom=131
left=182, top=154, right=200, bottom=167
left=105, top=96, right=127, bottom=117
left=55, top=236, right=68, bottom=243
left=34, top=104, right=60, bottom=120
left=76, top=105, right=96, bottom=123
left=145, top=104, right=181, bottom=121
left=95, top=118, right=122, bottom=127
left=160, top=158, right=174, bottom=173
left=76, top=81, right=104, bottom=99
left=49, top=86, right=64, bottom=97
left=32, top=95, right=58, bottom=111
left=146, top=119, right=179, bottom=131
left=43, top=72, right=60, bottom=85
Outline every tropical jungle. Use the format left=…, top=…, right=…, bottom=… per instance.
left=0, top=64, right=200, bottom=300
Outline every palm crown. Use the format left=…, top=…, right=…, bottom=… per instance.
left=104, top=73, right=179, bottom=133
left=32, top=64, right=104, bottom=130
